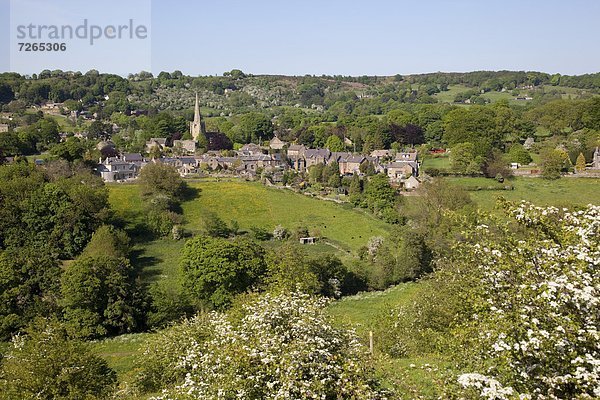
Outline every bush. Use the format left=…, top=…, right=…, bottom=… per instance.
left=181, top=236, right=267, bottom=309
left=138, top=163, right=187, bottom=200
left=82, top=224, right=130, bottom=258
left=146, top=283, right=194, bottom=329
left=135, top=315, right=211, bottom=393
left=249, top=226, right=272, bottom=241
left=424, top=167, right=440, bottom=176
left=202, top=211, right=231, bottom=238
left=60, top=255, right=147, bottom=339
left=147, top=209, right=183, bottom=238
left=0, top=249, right=61, bottom=340
left=272, top=224, right=289, bottom=240
left=0, top=318, right=116, bottom=399
left=150, top=292, right=386, bottom=399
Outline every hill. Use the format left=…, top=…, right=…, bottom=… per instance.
left=108, top=179, right=392, bottom=289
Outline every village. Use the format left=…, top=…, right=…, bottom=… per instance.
left=95, top=92, right=423, bottom=189
left=97, top=140, right=421, bottom=188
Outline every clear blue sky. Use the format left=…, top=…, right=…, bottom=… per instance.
left=2, top=0, right=600, bottom=76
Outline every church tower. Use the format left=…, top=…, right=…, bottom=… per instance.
left=190, top=92, right=206, bottom=141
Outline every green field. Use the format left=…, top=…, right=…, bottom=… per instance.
left=108, top=180, right=392, bottom=289
left=109, top=181, right=391, bottom=253
left=446, top=177, right=600, bottom=210
left=421, top=155, right=451, bottom=170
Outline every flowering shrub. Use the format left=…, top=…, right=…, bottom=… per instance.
left=151, top=291, right=386, bottom=399
left=458, top=202, right=600, bottom=399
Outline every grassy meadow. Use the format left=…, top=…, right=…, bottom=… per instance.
left=108, top=180, right=392, bottom=290
left=96, top=176, right=598, bottom=394
left=446, top=176, right=600, bottom=210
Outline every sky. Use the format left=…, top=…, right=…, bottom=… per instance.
left=2, top=0, right=600, bottom=76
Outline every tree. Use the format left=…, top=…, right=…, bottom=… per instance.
left=443, top=106, right=500, bottom=156
left=138, top=163, right=187, bottom=200
left=482, top=149, right=512, bottom=179
left=308, top=163, right=325, bottom=184
left=452, top=204, right=600, bottom=398
left=181, top=236, right=267, bottom=309
left=87, top=120, right=113, bottom=140
left=146, top=292, right=385, bottom=399
left=348, top=173, right=363, bottom=206
left=540, top=148, right=569, bottom=179
left=60, top=255, right=146, bottom=338
left=0, top=320, right=117, bottom=400
left=0, top=318, right=117, bottom=400
left=49, top=137, right=86, bottom=162
left=81, top=225, right=130, bottom=259
left=390, top=123, right=425, bottom=146
left=450, top=142, right=484, bottom=174
left=0, top=249, right=61, bottom=340
left=575, top=152, right=587, bottom=173
left=202, top=211, right=231, bottom=238
left=325, top=135, right=345, bottom=151
left=0, top=165, right=109, bottom=259
left=238, top=112, right=274, bottom=143
left=508, top=144, right=532, bottom=165
left=363, top=173, right=400, bottom=223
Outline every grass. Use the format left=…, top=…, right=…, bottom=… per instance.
left=98, top=177, right=598, bottom=395
left=421, top=155, right=451, bottom=170
left=108, top=180, right=392, bottom=291
left=328, top=284, right=453, bottom=397
left=328, top=283, right=420, bottom=340
left=446, top=176, right=600, bottom=210
left=182, top=181, right=390, bottom=251
left=91, top=333, right=151, bottom=378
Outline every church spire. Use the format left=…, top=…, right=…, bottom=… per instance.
left=190, top=91, right=204, bottom=141
left=194, top=91, right=200, bottom=126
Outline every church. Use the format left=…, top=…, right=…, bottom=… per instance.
left=190, top=93, right=232, bottom=151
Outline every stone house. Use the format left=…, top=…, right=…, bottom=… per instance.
left=146, top=138, right=167, bottom=153
left=173, top=140, right=197, bottom=155
left=97, top=157, right=140, bottom=182
left=338, top=154, right=366, bottom=175
left=403, top=175, right=421, bottom=190
left=269, top=136, right=287, bottom=150
left=386, top=162, right=417, bottom=182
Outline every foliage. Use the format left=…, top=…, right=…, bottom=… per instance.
left=0, top=163, right=109, bottom=259
left=201, top=211, right=231, bottom=238
left=391, top=202, right=600, bottom=399
left=507, top=144, right=532, bottom=165
left=138, top=163, right=187, bottom=200
left=146, top=208, right=183, bottom=238
left=150, top=291, right=386, bottom=399
left=0, top=318, right=116, bottom=400
left=325, top=134, right=345, bottom=151
left=575, top=152, right=586, bottom=172
left=540, top=148, right=570, bottom=179
left=146, top=283, right=194, bottom=329
left=266, top=244, right=356, bottom=297
left=0, top=249, right=61, bottom=340
left=135, top=315, right=211, bottom=393
left=363, top=173, right=401, bottom=223
left=81, top=224, right=130, bottom=259
left=60, top=255, right=147, bottom=339
left=454, top=203, right=600, bottom=399
left=181, top=236, right=267, bottom=309
left=272, top=224, right=289, bottom=240
left=450, top=142, right=484, bottom=174
left=49, top=137, right=86, bottom=162
left=356, top=226, right=433, bottom=292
